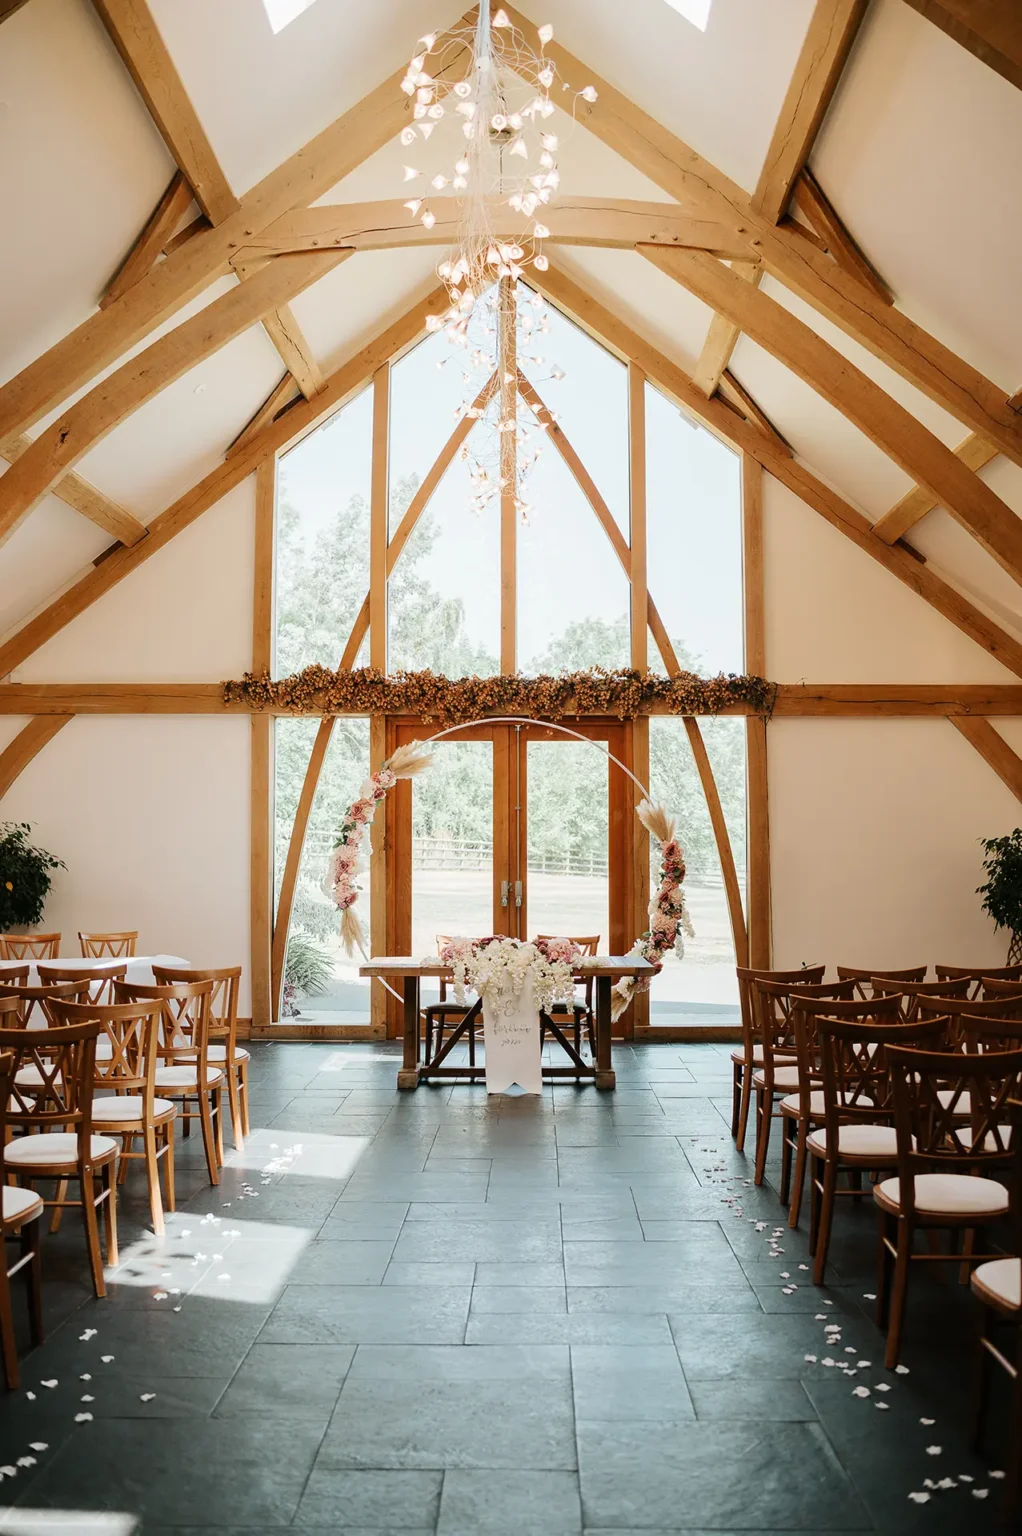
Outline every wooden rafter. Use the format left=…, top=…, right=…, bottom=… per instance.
left=500, top=4, right=1022, bottom=467
left=901, top=1, right=1022, bottom=94
left=752, top=0, right=868, bottom=223
left=0, top=26, right=471, bottom=446
left=0, top=286, right=449, bottom=680
left=0, top=434, right=147, bottom=548
left=642, top=246, right=1022, bottom=585
left=259, top=308, right=322, bottom=400
left=529, top=260, right=1022, bottom=679
left=950, top=715, right=1022, bottom=801
left=0, top=1, right=30, bottom=23
left=790, top=169, right=893, bottom=304
left=691, top=262, right=761, bottom=397
left=101, top=171, right=194, bottom=310
left=227, top=374, right=303, bottom=458
left=717, top=371, right=791, bottom=456
left=0, top=251, right=349, bottom=543
left=871, top=387, right=1022, bottom=544
left=0, top=715, right=73, bottom=800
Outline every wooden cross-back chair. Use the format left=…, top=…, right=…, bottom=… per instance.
left=835, top=965, right=927, bottom=999
left=0, top=934, right=60, bottom=961
left=979, top=976, right=1022, bottom=1004
left=871, top=975, right=971, bottom=1019
left=53, top=998, right=175, bottom=1235
left=0, top=978, right=90, bottom=1031
left=876, top=1045, right=1022, bottom=1368
left=153, top=965, right=247, bottom=1150
left=0, top=966, right=29, bottom=990
left=115, top=979, right=221, bottom=1184
left=917, top=992, right=1022, bottom=1048
left=749, top=977, right=857, bottom=1186
left=79, top=931, right=137, bottom=958
left=732, top=964, right=825, bottom=1152
left=0, top=1017, right=118, bottom=1297
left=808, top=1014, right=950, bottom=1286
left=37, top=962, right=128, bottom=1007
left=936, top=964, right=1022, bottom=1000
left=781, top=993, right=905, bottom=1227
left=0, top=1046, right=44, bottom=1389
left=536, top=935, right=600, bottom=1060
left=425, top=936, right=485, bottom=1070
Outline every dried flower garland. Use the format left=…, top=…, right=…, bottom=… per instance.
left=224, top=665, right=776, bottom=722
left=611, top=801, right=694, bottom=1022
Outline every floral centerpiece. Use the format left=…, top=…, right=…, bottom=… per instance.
left=440, top=934, right=583, bottom=1014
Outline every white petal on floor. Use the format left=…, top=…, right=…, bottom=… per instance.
left=908, top=1492, right=931, bottom=1503
left=73, top=1413, right=93, bottom=1424
left=926, top=1446, right=942, bottom=1456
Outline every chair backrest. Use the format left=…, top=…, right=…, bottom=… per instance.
left=978, top=976, right=1022, bottom=1002
left=51, top=998, right=162, bottom=1100
left=735, top=965, right=826, bottom=1058
left=0, top=934, right=60, bottom=960
left=836, top=964, right=927, bottom=999
left=871, top=975, right=971, bottom=1019
left=790, top=994, right=904, bottom=1105
left=0, top=996, right=21, bottom=1029
left=0, top=978, right=90, bottom=1030
left=38, top=963, right=128, bottom=1006
left=151, top=965, right=240, bottom=1051
left=535, top=935, right=600, bottom=955
left=78, top=931, right=138, bottom=958
left=918, top=991, right=1022, bottom=1045
left=886, top=1044, right=1022, bottom=1196
left=816, top=1014, right=949, bottom=1136
left=752, top=978, right=856, bottom=1078
left=114, top=979, right=213, bottom=1069
left=0, top=964, right=29, bottom=988
left=935, top=964, right=1022, bottom=1000
left=960, top=1017, right=1022, bottom=1054
left=0, top=1019, right=101, bottom=1146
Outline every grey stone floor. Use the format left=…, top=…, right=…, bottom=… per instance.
left=0, top=1041, right=1012, bottom=1534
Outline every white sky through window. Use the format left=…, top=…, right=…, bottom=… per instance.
left=663, top=0, right=712, bottom=29
left=262, top=0, right=318, bottom=35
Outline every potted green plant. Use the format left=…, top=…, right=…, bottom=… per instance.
left=978, top=829, right=1022, bottom=963
left=0, top=821, right=65, bottom=934
left=282, top=927, right=334, bottom=1018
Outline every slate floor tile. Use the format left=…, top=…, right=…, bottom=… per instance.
left=569, top=1345, right=695, bottom=1422
left=295, top=1467, right=443, bottom=1528
left=260, top=1285, right=472, bottom=1346
left=213, top=1343, right=354, bottom=1416
left=438, top=1470, right=582, bottom=1532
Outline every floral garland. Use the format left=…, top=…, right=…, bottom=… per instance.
left=224, top=665, right=776, bottom=723
left=322, top=741, right=433, bottom=954
left=441, top=935, right=583, bottom=1015
left=610, top=802, right=695, bottom=1022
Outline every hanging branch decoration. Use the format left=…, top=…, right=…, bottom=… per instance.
left=322, top=740, right=433, bottom=955
left=610, top=801, right=694, bottom=1022
left=224, top=666, right=777, bottom=722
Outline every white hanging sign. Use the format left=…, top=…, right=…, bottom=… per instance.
left=482, top=973, right=542, bottom=1094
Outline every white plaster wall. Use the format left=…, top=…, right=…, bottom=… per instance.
left=0, top=716, right=252, bottom=1014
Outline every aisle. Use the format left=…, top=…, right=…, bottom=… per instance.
left=0, top=1043, right=1005, bottom=1534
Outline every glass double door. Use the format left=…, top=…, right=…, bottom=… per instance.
left=388, top=720, right=632, bottom=964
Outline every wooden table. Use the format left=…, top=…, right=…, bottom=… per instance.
left=359, top=957, right=656, bottom=1091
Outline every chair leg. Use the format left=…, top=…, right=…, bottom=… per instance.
left=884, top=1219, right=913, bottom=1369
left=80, top=1170, right=107, bottom=1298
left=779, top=1114, right=794, bottom=1207
left=163, top=1120, right=176, bottom=1213
left=735, top=1064, right=754, bottom=1154
left=1006, top=1325, right=1022, bottom=1519
left=731, top=1062, right=742, bottom=1138
left=239, top=1062, right=250, bottom=1137
left=197, top=1093, right=219, bottom=1186
left=877, top=1213, right=895, bottom=1332
left=958, top=1226, right=975, bottom=1286
left=974, top=1313, right=994, bottom=1452
left=143, top=1126, right=165, bottom=1236
left=117, top=1136, right=131, bottom=1185
left=0, top=1255, right=19, bottom=1390
left=21, top=1219, right=44, bottom=1346
left=788, top=1119, right=810, bottom=1230
left=102, top=1162, right=118, bottom=1269
left=212, top=1090, right=224, bottom=1168
left=753, top=1090, right=773, bottom=1186
left=49, top=1177, right=68, bottom=1234
left=808, top=1154, right=823, bottom=1257
left=226, top=1069, right=244, bottom=1153
left=812, top=1161, right=839, bottom=1286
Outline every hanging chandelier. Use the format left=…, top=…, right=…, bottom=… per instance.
left=398, top=4, right=597, bottom=521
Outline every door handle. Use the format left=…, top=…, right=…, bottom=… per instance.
left=500, top=880, right=510, bottom=908
left=514, top=880, right=523, bottom=908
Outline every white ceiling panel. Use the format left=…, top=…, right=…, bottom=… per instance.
left=551, top=248, right=714, bottom=375
left=0, top=478, right=109, bottom=643
left=287, top=247, right=442, bottom=374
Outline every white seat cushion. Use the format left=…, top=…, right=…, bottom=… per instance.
left=3, top=1185, right=42, bottom=1224
left=207, top=1045, right=250, bottom=1063
left=92, top=1094, right=176, bottom=1121
left=6, top=1132, right=118, bottom=1167
left=875, top=1172, right=1009, bottom=1217
left=807, top=1123, right=898, bottom=1159
left=779, top=1090, right=873, bottom=1119
left=972, top=1257, right=1021, bottom=1312
left=754, top=1065, right=801, bottom=1090
left=937, top=1089, right=972, bottom=1115
left=155, top=1066, right=223, bottom=1090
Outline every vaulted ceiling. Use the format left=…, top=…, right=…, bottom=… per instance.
left=1, top=0, right=1020, bottom=677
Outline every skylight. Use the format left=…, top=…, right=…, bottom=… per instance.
left=262, top=0, right=318, bottom=34
left=663, top=0, right=712, bottom=29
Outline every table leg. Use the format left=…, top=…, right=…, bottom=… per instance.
left=397, top=975, right=421, bottom=1090
left=595, top=976, right=616, bottom=1091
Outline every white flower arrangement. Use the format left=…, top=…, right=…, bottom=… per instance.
left=440, top=935, right=581, bottom=1015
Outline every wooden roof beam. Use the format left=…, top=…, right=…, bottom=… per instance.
left=529, top=259, right=1022, bottom=679
left=901, top=1, right=1022, bottom=94
left=0, top=285, right=449, bottom=679
left=0, top=716, right=73, bottom=800
left=0, top=434, right=147, bottom=548
left=691, top=262, right=761, bottom=396
left=0, top=251, right=350, bottom=544
left=226, top=374, right=303, bottom=458
left=790, top=169, right=893, bottom=304
left=642, top=246, right=1022, bottom=586
left=753, top=0, right=868, bottom=223
left=101, top=172, right=194, bottom=310
left=951, top=715, right=1022, bottom=801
